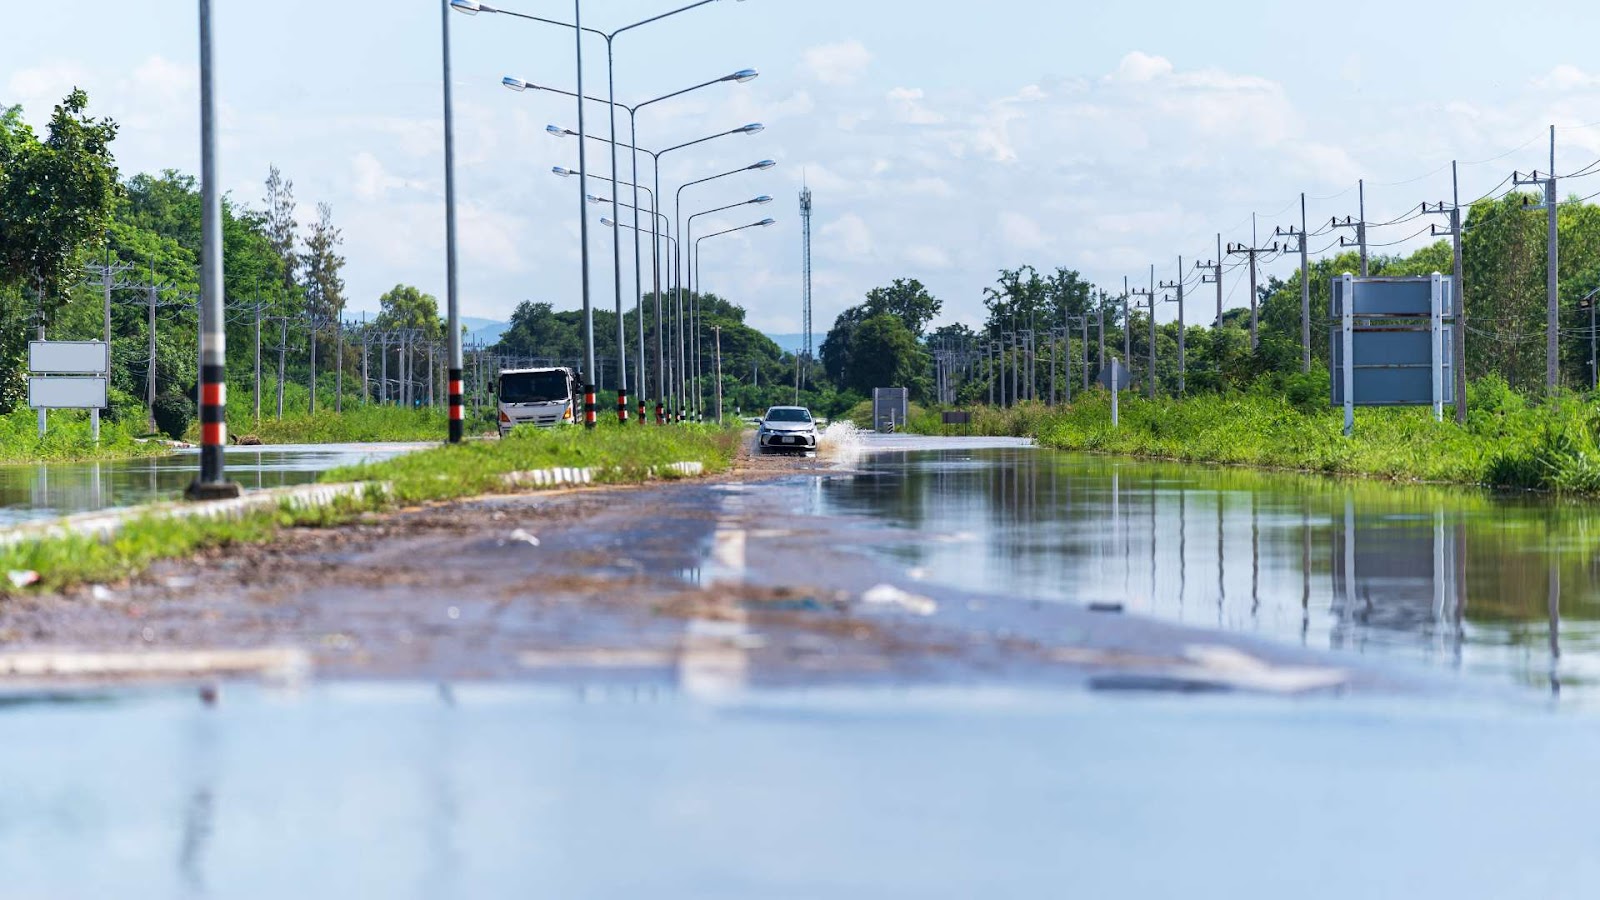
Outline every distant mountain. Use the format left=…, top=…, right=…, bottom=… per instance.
left=763, top=333, right=825, bottom=355
left=462, top=317, right=509, bottom=345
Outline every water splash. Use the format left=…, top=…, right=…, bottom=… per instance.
left=818, top=421, right=866, bottom=464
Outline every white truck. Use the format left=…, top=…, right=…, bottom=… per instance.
left=495, top=366, right=580, bottom=436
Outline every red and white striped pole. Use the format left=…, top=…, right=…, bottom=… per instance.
left=187, top=0, right=239, bottom=501
left=442, top=0, right=464, bottom=444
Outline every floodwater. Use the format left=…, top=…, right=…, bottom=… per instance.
left=815, top=439, right=1600, bottom=698
left=0, top=443, right=427, bottom=526
left=11, top=436, right=1600, bottom=895
left=0, top=684, right=1596, bottom=898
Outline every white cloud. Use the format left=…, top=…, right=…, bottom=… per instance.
left=887, top=87, right=944, bottom=125
left=1111, top=51, right=1174, bottom=83
left=999, top=212, right=1049, bottom=251
left=905, top=245, right=952, bottom=269
left=801, top=41, right=872, bottom=87
left=819, top=213, right=874, bottom=261
left=1534, top=65, right=1600, bottom=91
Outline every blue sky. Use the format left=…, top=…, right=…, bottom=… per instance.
left=5, top=0, right=1600, bottom=333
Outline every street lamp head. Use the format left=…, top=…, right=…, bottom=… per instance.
left=749, top=159, right=777, bottom=170
left=450, top=0, right=484, bottom=14
left=546, top=124, right=574, bottom=138
left=738, top=123, right=765, bottom=135
left=724, top=69, right=760, bottom=83
left=751, top=195, right=773, bottom=205
left=585, top=194, right=606, bottom=204
left=502, top=77, right=528, bottom=92
left=600, top=217, right=616, bottom=227
left=758, top=218, right=776, bottom=226
left=551, top=166, right=575, bottom=177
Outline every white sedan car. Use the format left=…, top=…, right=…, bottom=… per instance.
left=757, top=406, right=819, bottom=453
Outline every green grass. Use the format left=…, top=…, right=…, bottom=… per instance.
left=0, top=407, right=172, bottom=466
left=224, top=404, right=485, bottom=446
left=0, top=422, right=741, bottom=591
left=326, top=420, right=741, bottom=504
left=908, top=377, right=1600, bottom=493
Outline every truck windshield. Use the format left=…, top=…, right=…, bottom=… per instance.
left=764, top=408, right=812, bottom=423
left=500, top=371, right=570, bottom=404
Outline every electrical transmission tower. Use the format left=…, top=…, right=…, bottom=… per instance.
left=799, top=184, right=813, bottom=401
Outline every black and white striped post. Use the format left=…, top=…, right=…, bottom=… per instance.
left=441, top=0, right=464, bottom=444
left=186, top=0, right=240, bottom=501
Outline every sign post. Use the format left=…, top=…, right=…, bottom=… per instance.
left=1330, top=273, right=1455, bottom=435
left=28, top=341, right=109, bottom=440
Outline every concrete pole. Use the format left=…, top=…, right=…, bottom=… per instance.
left=1148, top=264, right=1156, bottom=400
left=190, top=0, right=237, bottom=497
left=441, top=0, right=464, bottom=441
left=1451, top=161, right=1467, bottom=423
left=1300, top=193, right=1311, bottom=374
left=147, top=279, right=158, bottom=433
left=1249, top=214, right=1259, bottom=347
left=335, top=316, right=343, bottom=413
left=573, top=0, right=597, bottom=428
left=1358, top=179, right=1369, bottom=278
left=1215, top=233, right=1224, bottom=328
left=1547, top=125, right=1560, bottom=395
left=1123, top=275, right=1131, bottom=362
left=1176, top=256, right=1186, bottom=395
left=253, top=300, right=262, bottom=420
left=714, top=324, right=723, bottom=424
left=605, top=38, right=628, bottom=423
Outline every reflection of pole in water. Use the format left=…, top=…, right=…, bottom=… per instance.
left=1178, top=483, right=1187, bottom=619
left=1300, top=502, right=1311, bottom=645
left=1453, top=521, right=1467, bottom=670
left=1250, top=493, right=1261, bottom=617
left=1149, top=477, right=1156, bottom=613
left=1549, top=557, right=1562, bottom=697
left=1216, top=487, right=1225, bottom=626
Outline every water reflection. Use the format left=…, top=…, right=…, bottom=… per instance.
left=0, top=444, right=420, bottom=526
left=819, top=448, right=1600, bottom=696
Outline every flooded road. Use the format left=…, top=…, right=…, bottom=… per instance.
left=0, top=443, right=428, bottom=526
left=817, top=439, right=1598, bottom=698
left=1, top=683, right=1596, bottom=899
left=8, top=435, right=1600, bottom=896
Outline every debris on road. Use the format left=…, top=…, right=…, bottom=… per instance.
left=860, top=583, right=938, bottom=616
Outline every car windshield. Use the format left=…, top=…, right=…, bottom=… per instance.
left=764, top=408, right=812, bottom=423
left=500, top=371, right=570, bottom=404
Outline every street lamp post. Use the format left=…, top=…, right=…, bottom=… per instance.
left=187, top=0, right=240, bottom=500
left=454, top=0, right=742, bottom=424
left=686, top=196, right=772, bottom=417
left=553, top=125, right=770, bottom=420
left=693, top=217, right=776, bottom=419
left=509, top=67, right=759, bottom=421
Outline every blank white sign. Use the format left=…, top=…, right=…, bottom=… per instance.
left=29, top=377, right=107, bottom=409
left=29, top=341, right=109, bottom=375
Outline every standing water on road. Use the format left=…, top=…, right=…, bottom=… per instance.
left=0, top=443, right=426, bottom=527
left=814, top=441, right=1600, bottom=698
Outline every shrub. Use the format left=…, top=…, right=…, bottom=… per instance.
left=152, top=389, right=194, bottom=439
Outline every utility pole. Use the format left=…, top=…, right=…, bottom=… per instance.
left=1131, top=265, right=1157, bottom=399
left=1158, top=256, right=1186, bottom=394
left=1424, top=166, right=1469, bottom=422
left=147, top=276, right=158, bottom=433
left=276, top=312, right=287, bottom=419
left=1228, top=215, right=1277, bottom=349
left=308, top=310, right=317, bottom=415
left=1122, top=275, right=1131, bottom=362
left=1514, top=127, right=1560, bottom=394
left=1273, top=201, right=1311, bottom=373
left=713, top=325, right=724, bottom=424
left=335, top=316, right=344, bottom=414
left=253, top=299, right=262, bottom=421
left=1331, top=179, right=1370, bottom=277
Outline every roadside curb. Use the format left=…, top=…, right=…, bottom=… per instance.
left=0, top=481, right=380, bottom=549
left=499, top=460, right=705, bottom=489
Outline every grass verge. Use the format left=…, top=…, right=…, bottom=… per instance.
left=907, top=377, right=1600, bottom=493
left=213, top=404, right=495, bottom=446
left=0, top=423, right=741, bottom=592
left=0, top=408, right=173, bottom=466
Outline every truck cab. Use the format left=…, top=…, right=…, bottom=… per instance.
left=495, top=367, right=579, bottom=436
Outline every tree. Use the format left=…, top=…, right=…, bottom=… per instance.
left=0, top=88, right=120, bottom=320
left=842, top=313, right=932, bottom=399
left=863, top=278, right=942, bottom=336
left=301, top=202, right=346, bottom=412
